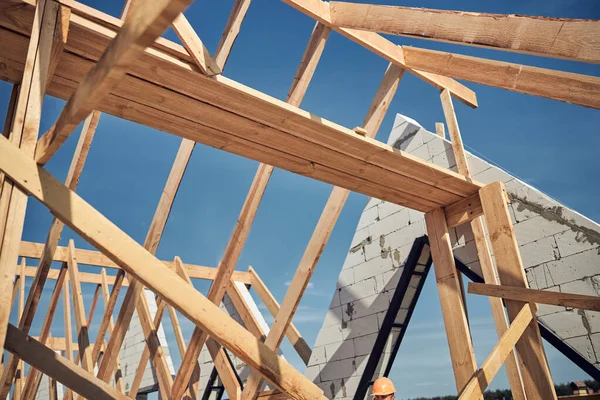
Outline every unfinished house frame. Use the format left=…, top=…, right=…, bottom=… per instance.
left=0, top=0, right=598, bottom=399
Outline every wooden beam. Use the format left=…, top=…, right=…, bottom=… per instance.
left=403, top=46, right=600, bottom=110
left=13, top=260, right=26, bottom=400
left=0, top=4, right=482, bottom=210
left=440, top=89, right=526, bottom=400
left=214, top=0, right=253, bottom=70
left=67, top=240, right=94, bottom=374
left=459, top=304, right=534, bottom=400
left=444, top=193, right=483, bottom=229
left=99, top=269, right=124, bottom=393
left=4, top=324, right=129, bottom=400
left=328, top=2, right=600, bottom=64
left=241, top=59, right=404, bottom=400
left=46, top=4, right=71, bottom=91
left=0, top=135, right=326, bottom=400
left=172, top=13, right=221, bottom=76
left=480, top=181, right=557, bottom=400
left=63, top=269, right=74, bottom=400
left=425, top=207, right=478, bottom=395
left=0, top=84, right=19, bottom=208
left=20, top=264, right=68, bottom=400
left=281, top=0, right=478, bottom=108
left=435, top=122, right=445, bottom=139
left=470, top=283, right=600, bottom=312
left=0, top=2, right=58, bottom=388
left=170, top=16, right=332, bottom=397
left=34, top=0, right=196, bottom=164
left=227, top=281, right=267, bottom=341
left=19, top=241, right=252, bottom=283
left=248, top=267, right=311, bottom=364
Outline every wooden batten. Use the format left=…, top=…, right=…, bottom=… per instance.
left=215, top=0, right=253, bottom=69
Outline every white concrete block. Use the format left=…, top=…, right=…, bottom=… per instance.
left=377, top=201, right=403, bottom=220
left=350, top=225, right=371, bottom=248
left=353, top=255, right=394, bottom=283
left=385, top=221, right=426, bottom=250
left=465, top=154, right=492, bottom=176
left=342, top=314, right=379, bottom=340
left=346, top=292, right=391, bottom=321
left=408, top=143, right=431, bottom=161
left=314, top=325, right=344, bottom=347
left=431, top=148, right=457, bottom=170
left=322, top=306, right=343, bottom=328
left=539, top=310, right=589, bottom=337
left=310, top=345, right=327, bottom=365
left=561, top=279, right=600, bottom=297
left=357, top=206, right=379, bottom=230
left=473, top=166, right=513, bottom=184
left=319, top=359, right=357, bottom=381
left=343, top=246, right=366, bottom=269
left=520, top=236, right=560, bottom=267
left=339, top=276, right=379, bottom=304
left=565, top=335, right=597, bottom=363
left=369, top=209, right=410, bottom=239
left=326, top=340, right=356, bottom=362
left=305, top=364, right=321, bottom=382
left=454, top=223, right=474, bottom=246
left=376, top=268, right=402, bottom=293
left=514, top=215, right=569, bottom=246
left=555, top=229, right=600, bottom=258
left=453, top=240, right=478, bottom=265
left=336, top=268, right=355, bottom=289
left=426, top=137, right=452, bottom=158
left=544, top=248, right=600, bottom=287
left=590, top=333, right=600, bottom=362
left=527, top=264, right=556, bottom=289
left=353, top=332, right=378, bottom=356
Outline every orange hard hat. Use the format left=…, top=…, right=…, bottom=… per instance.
left=372, top=377, right=395, bottom=396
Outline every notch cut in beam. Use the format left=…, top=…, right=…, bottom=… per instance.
left=402, top=46, right=600, bottom=110
left=34, top=0, right=197, bottom=164
left=469, top=283, right=600, bottom=312
left=0, top=136, right=325, bottom=400
left=329, top=2, right=600, bottom=64
left=444, top=193, right=483, bottom=228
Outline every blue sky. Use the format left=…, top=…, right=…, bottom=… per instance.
left=2, top=0, right=600, bottom=398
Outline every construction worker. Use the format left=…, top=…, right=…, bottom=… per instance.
left=372, top=377, right=395, bottom=399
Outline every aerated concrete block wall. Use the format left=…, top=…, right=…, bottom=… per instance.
left=307, top=114, right=600, bottom=399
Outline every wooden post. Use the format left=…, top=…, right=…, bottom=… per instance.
left=172, top=14, right=221, bottom=76
left=63, top=271, right=74, bottom=400
left=435, top=122, right=445, bottom=138
left=440, top=88, right=526, bottom=400
left=425, top=207, right=479, bottom=395
left=98, top=269, right=124, bottom=393
left=0, top=84, right=19, bottom=209
left=480, top=181, right=557, bottom=400
left=241, top=61, right=404, bottom=400
left=13, top=259, right=26, bottom=399
left=20, top=264, right=68, bottom=400
left=0, top=3, right=58, bottom=393
left=215, top=0, right=253, bottom=70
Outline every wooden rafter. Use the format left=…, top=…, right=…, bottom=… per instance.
left=470, top=283, right=600, bottom=312
left=215, top=0, right=253, bottom=69
left=99, top=269, right=125, bottom=393
left=328, top=2, right=600, bottom=64
left=404, top=47, right=600, bottom=110
left=34, top=0, right=197, bottom=164
left=63, top=270, right=74, bottom=400
left=281, top=0, right=478, bottom=108
left=0, top=134, right=326, bottom=400
left=172, top=13, right=221, bottom=76
left=241, top=60, right=404, bottom=400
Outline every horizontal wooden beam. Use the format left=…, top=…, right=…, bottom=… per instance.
left=444, top=193, right=483, bottom=229
left=4, top=324, right=127, bottom=399
left=0, top=135, right=325, bottom=400
left=18, top=241, right=252, bottom=283
left=281, top=0, right=478, bottom=108
left=0, top=1, right=482, bottom=211
left=329, top=2, right=600, bottom=63
left=469, top=283, right=600, bottom=312
left=402, top=46, right=600, bottom=110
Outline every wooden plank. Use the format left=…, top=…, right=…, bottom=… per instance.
left=480, top=181, right=557, bottom=400
left=0, top=135, right=326, bottom=400
left=20, top=265, right=129, bottom=286
left=458, top=304, right=534, bottom=400
left=13, top=260, right=26, bottom=400
left=171, top=16, right=333, bottom=397
left=241, top=58, right=403, bottom=400
left=0, top=2, right=58, bottom=390
left=172, top=13, right=221, bottom=76
left=248, top=267, right=311, bottom=365
left=214, top=0, right=253, bottom=70
left=63, top=269, right=74, bottom=400
left=470, top=283, right=600, bottom=312
left=288, top=22, right=331, bottom=106
left=440, top=89, right=470, bottom=177
left=99, top=269, right=124, bottom=393
left=4, top=324, right=129, bottom=400
left=227, top=281, right=267, bottom=341
left=67, top=240, right=94, bottom=374
left=444, top=193, right=483, bottom=229
left=47, top=4, right=71, bottom=91
left=34, top=0, right=196, bottom=164
left=435, top=122, right=445, bottom=138
left=18, top=241, right=252, bottom=283
left=0, top=1, right=482, bottom=208
left=329, top=2, right=600, bottom=64
left=86, top=284, right=101, bottom=327
left=0, top=84, right=19, bottom=207
left=20, top=264, right=68, bottom=400
left=403, top=46, right=600, bottom=110
left=425, top=207, right=478, bottom=394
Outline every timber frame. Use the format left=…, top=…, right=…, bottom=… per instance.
left=0, top=0, right=597, bottom=399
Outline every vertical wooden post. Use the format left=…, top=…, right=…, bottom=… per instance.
left=480, top=182, right=557, bottom=400
left=435, top=122, right=445, bottom=138
left=441, top=88, right=526, bottom=400
left=99, top=269, right=124, bottom=393
left=0, top=3, right=58, bottom=388
left=63, top=271, right=74, bottom=400
left=425, top=207, right=479, bottom=395
left=14, top=259, right=26, bottom=399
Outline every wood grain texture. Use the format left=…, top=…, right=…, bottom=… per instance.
left=329, top=2, right=600, bottom=63
left=404, top=46, right=600, bottom=109
left=172, top=13, right=221, bottom=76
left=214, top=0, right=253, bottom=69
